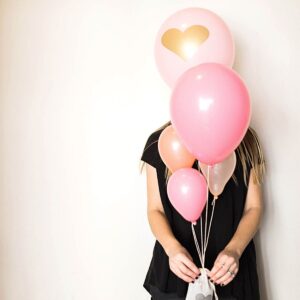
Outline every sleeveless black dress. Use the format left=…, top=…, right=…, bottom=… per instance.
left=140, top=128, right=260, bottom=300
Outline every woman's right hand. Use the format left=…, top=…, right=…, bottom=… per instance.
left=168, top=243, right=200, bottom=283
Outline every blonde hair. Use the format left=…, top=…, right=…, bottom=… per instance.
left=140, top=120, right=266, bottom=187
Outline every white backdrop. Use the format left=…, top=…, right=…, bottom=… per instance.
left=0, top=0, right=299, bottom=299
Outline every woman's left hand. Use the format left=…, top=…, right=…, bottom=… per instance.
left=208, top=247, right=240, bottom=286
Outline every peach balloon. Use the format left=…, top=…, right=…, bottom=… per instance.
left=154, top=7, right=235, bottom=87
left=158, top=125, right=196, bottom=173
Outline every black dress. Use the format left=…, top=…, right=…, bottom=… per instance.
left=140, top=128, right=260, bottom=300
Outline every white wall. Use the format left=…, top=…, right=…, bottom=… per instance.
left=0, top=0, right=299, bottom=299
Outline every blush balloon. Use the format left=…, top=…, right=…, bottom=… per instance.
left=199, top=151, right=237, bottom=198
left=154, top=7, right=235, bottom=87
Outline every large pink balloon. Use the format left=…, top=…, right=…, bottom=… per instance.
left=170, top=63, right=251, bottom=165
left=154, top=7, right=235, bottom=87
left=167, top=168, right=207, bottom=223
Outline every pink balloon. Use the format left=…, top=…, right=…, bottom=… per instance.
left=167, top=168, right=207, bottom=223
left=154, top=7, right=235, bottom=88
left=170, top=63, right=251, bottom=165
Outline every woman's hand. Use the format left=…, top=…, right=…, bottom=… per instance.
left=208, top=247, right=240, bottom=286
left=168, top=243, right=200, bottom=283
left=208, top=168, right=263, bottom=287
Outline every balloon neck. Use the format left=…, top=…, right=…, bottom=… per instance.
left=212, top=196, right=218, bottom=204
left=192, top=221, right=197, bottom=226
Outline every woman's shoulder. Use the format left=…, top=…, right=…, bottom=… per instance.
left=145, top=127, right=164, bottom=147
left=141, top=127, right=165, bottom=169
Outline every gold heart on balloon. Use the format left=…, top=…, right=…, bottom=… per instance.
left=161, top=25, right=209, bottom=60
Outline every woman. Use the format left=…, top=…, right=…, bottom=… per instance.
left=140, top=120, right=266, bottom=300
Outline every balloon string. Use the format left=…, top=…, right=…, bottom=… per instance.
left=203, top=166, right=217, bottom=261
left=200, top=215, right=205, bottom=265
left=192, top=163, right=218, bottom=270
left=203, top=165, right=210, bottom=264
left=204, top=197, right=217, bottom=251
left=191, top=223, right=204, bottom=268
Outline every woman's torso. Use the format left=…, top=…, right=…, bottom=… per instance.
left=141, top=128, right=260, bottom=300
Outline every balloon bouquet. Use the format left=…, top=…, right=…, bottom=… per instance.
left=154, top=8, right=251, bottom=300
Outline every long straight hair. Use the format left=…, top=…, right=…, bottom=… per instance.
left=140, top=120, right=266, bottom=187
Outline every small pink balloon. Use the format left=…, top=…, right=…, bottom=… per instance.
left=154, top=7, right=235, bottom=87
left=199, top=151, right=237, bottom=198
left=167, top=168, right=207, bottom=223
left=170, top=63, right=251, bottom=165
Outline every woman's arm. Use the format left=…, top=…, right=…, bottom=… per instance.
left=209, top=168, right=264, bottom=286
left=145, top=163, right=200, bottom=283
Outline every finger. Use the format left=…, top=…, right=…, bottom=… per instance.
left=222, top=267, right=239, bottom=286
left=180, top=255, right=200, bottom=276
left=211, top=256, right=235, bottom=281
left=219, top=266, right=238, bottom=286
left=210, top=267, right=227, bottom=283
left=178, top=262, right=198, bottom=280
left=215, top=269, right=232, bottom=285
left=209, top=264, right=221, bottom=278
left=209, top=253, right=227, bottom=277
left=210, top=258, right=227, bottom=279
left=211, top=259, right=235, bottom=282
left=215, top=262, right=237, bottom=283
left=174, top=266, right=195, bottom=283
